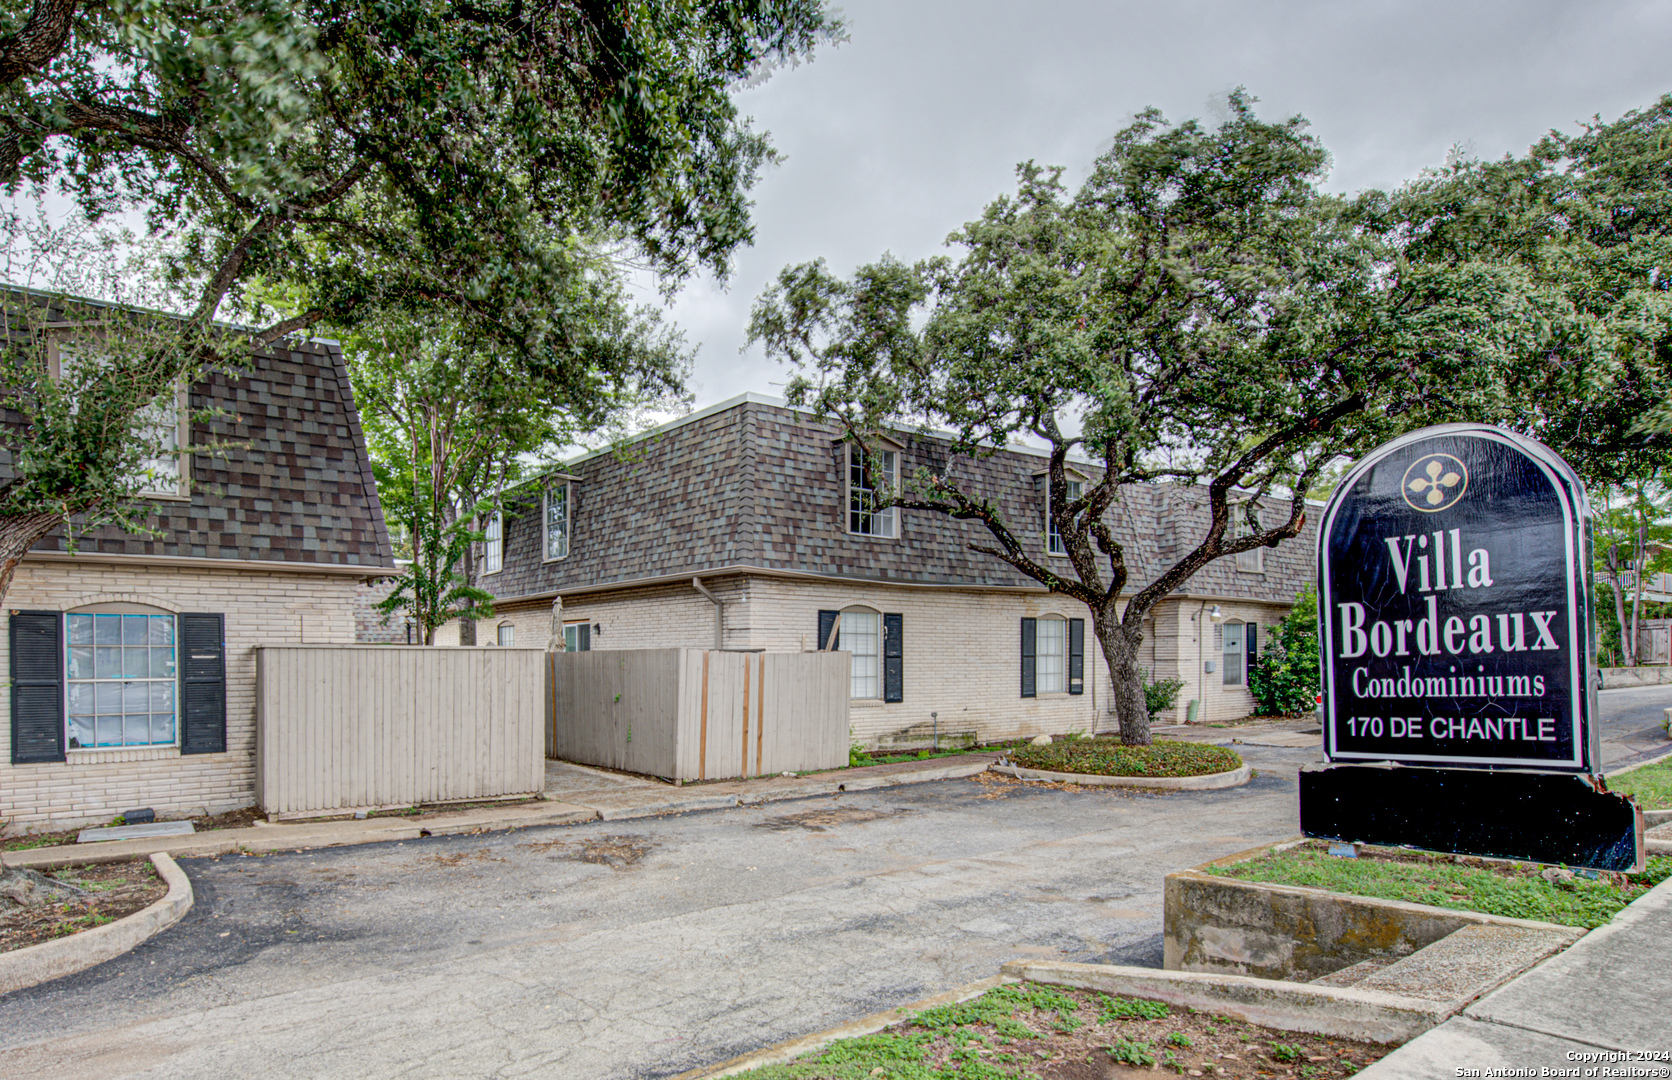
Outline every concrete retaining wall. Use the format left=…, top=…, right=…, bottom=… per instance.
left=1165, top=842, right=1576, bottom=982
left=1599, top=665, right=1672, bottom=689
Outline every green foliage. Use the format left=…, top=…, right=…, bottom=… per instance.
left=1098, top=995, right=1170, bottom=1022
left=1213, top=844, right=1672, bottom=929
left=1609, top=759, right=1672, bottom=810
left=0, top=0, right=839, bottom=606
left=341, top=301, right=687, bottom=640
left=1105, top=1039, right=1156, bottom=1067
left=1167, top=1033, right=1192, bottom=1047
left=748, top=90, right=1587, bottom=746
left=1247, top=585, right=1321, bottom=716
left=1010, top=739, right=1242, bottom=779
left=1142, top=669, right=1185, bottom=720
left=1269, top=1043, right=1303, bottom=1063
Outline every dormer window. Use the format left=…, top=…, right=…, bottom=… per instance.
left=1046, top=479, right=1084, bottom=557
left=847, top=442, right=899, bottom=538
left=49, top=336, right=189, bottom=499
left=1233, top=503, right=1264, bottom=573
left=483, top=512, right=503, bottom=575
left=543, top=483, right=570, bottom=561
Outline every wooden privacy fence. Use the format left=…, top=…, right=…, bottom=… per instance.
left=552, top=648, right=850, bottom=780
left=257, top=646, right=545, bottom=817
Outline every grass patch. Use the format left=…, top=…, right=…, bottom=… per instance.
left=1609, top=758, right=1672, bottom=810
left=1212, top=841, right=1672, bottom=929
left=730, top=981, right=1389, bottom=1078
left=1009, top=739, right=1242, bottom=779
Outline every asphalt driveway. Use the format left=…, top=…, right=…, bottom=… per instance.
left=0, top=761, right=1308, bottom=1080
left=0, top=688, right=1663, bottom=1080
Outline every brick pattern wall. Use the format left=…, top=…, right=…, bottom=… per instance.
left=0, top=562, right=359, bottom=832
left=22, top=334, right=392, bottom=568
left=355, top=577, right=408, bottom=643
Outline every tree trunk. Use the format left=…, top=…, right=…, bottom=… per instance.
left=1607, top=544, right=1633, bottom=667
left=1092, top=611, right=1151, bottom=746
left=0, top=512, right=72, bottom=610
left=1630, top=511, right=1647, bottom=667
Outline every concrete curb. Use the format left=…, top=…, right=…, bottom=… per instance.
left=0, top=852, right=192, bottom=996
left=1607, top=747, right=1672, bottom=777
left=1004, top=960, right=1449, bottom=1044
left=669, top=974, right=1015, bottom=1079
left=993, top=762, right=1252, bottom=791
left=3, top=804, right=602, bottom=871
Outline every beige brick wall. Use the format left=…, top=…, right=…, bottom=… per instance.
left=1153, top=598, right=1296, bottom=724
left=489, top=576, right=1300, bottom=750
left=0, top=561, right=359, bottom=833
left=483, top=575, right=751, bottom=653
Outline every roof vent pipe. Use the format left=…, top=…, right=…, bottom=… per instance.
left=692, top=577, right=723, bottom=649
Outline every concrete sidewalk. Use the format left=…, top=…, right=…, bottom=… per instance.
left=1356, top=875, right=1672, bottom=1077
left=2, top=753, right=1000, bottom=870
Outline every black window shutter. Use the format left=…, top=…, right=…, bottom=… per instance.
left=817, top=609, right=839, bottom=651
left=10, top=611, right=64, bottom=764
left=1020, top=617, right=1037, bottom=698
left=179, top=613, right=226, bottom=755
left=1247, top=624, right=1258, bottom=668
left=1068, top=618, right=1085, bottom=695
left=578, top=623, right=591, bottom=651
left=883, top=613, right=903, bottom=703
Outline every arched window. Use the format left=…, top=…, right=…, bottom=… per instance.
left=841, top=606, right=882, bottom=699
left=1222, top=621, right=1246, bottom=686
left=65, top=604, right=178, bottom=750
left=496, top=622, right=515, bottom=647
left=1035, top=614, right=1068, bottom=693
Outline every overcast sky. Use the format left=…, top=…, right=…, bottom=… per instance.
left=661, top=0, right=1672, bottom=409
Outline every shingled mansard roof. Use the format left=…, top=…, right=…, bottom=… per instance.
left=2, top=289, right=394, bottom=571
left=489, top=393, right=1317, bottom=604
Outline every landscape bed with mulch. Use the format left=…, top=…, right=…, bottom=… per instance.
left=0, top=804, right=266, bottom=852
left=0, top=858, right=167, bottom=953
left=733, top=981, right=1391, bottom=1079
left=1211, top=840, right=1672, bottom=929
left=1008, top=739, right=1242, bottom=779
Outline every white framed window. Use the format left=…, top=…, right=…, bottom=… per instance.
left=65, top=611, right=177, bottom=749
left=497, top=623, right=515, bottom=647
left=563, top=621, right=591, bottom=652
left=543, top=483, right=570, bottom=561
left=483, top=512, right=503, bottom=575
left=1046, top=480, right=1084, bottom=557
left=847, top=444, right=898, bottom=538
left=1222, top=622, right=1245, bottom=686
left=51, top=338, right=189, bottom=499
left=1233, top=505, right=1264, bottom=573
left=1036, top=615, right=1067, bottom=693
left=842, top=608, right=881, bottom=698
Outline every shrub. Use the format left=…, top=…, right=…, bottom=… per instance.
left=1248, top=584, right=1320, bottom=716
left=1142, top=668, right=1186, bottom=719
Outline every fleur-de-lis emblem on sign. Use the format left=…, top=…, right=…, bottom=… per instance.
left=1401, top=453, right=1468, bottom=513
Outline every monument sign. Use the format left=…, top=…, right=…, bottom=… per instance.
left=1302, top=424, right=1643, bottom=871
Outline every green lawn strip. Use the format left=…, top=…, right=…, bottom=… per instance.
left=1008, top=739, right=1242, bottom=779
left=1211, top=843, right=1672, bottom=929
left=1609, top=758, right=1672, bottom=810
left=729, top=982, right=1383, bottom=1079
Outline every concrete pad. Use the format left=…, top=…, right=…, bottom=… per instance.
left=1352, top=923, right=1579, bottom=1004
left=1004, top=959, right=1450, bottom=1044
left=1355, top=1014, right=1610, bottom=1079
left=76, top=821, right=195, bottom=843
left=1461, top=876, right=1672, bottom=1053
